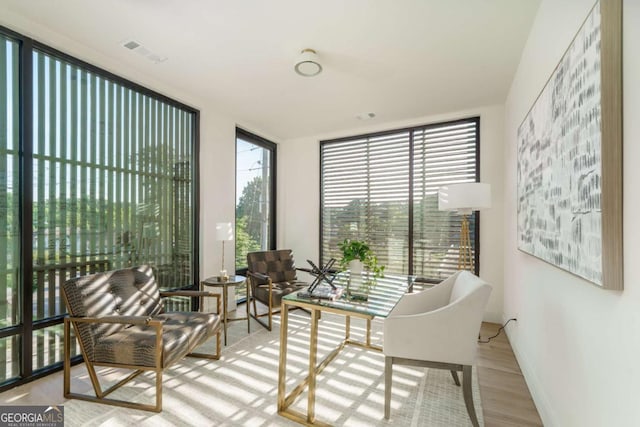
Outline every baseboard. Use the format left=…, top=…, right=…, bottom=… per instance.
left=503, top=314, right=559, bottom=427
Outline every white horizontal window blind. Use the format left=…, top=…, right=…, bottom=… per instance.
left=412, top=120, right=478, bottom=281
left=320, top=118, right=479, bottom=281
left=322, top=132, right=410, bottom=274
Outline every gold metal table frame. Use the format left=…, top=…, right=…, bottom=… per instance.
left=201, top=275, right=250, bottom=346
left=277, top=273, right=414, bottom=426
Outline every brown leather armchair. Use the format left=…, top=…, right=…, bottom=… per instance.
left=62, top=265, right=222, bottom=412
left=246, top=249, right=307, bottom=331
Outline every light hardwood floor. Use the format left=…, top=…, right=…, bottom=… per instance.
left=240, top=299, right=543, bottom=426
left=477, top=322, right=543, bottom=426
left=0, top=303, right=543, bottom=426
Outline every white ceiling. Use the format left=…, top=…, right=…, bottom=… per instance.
left=1, top=0, right=541, bottom=140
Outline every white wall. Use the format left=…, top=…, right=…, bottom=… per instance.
left=503, top=1, right=640, bottom=425
left=279, top=105, right=506, bottom=322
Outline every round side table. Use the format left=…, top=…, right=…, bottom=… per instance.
left=201, top=275, right=249, bottom=345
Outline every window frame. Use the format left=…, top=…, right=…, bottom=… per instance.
left=234, top=127, right=277, bottom=275
left=0, top=25, right=200, bottom=391
left=319, top=117, right=481, bottom=280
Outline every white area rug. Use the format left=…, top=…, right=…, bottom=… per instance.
left=64, top=312, right=483, bottom=426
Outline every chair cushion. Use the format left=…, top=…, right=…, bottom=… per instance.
left=93, top=312, right=220, bottom=368
left=62, top=265, right=163, bottom=361
left=253, top=281, right=307, bottom=307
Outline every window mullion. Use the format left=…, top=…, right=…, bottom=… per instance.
left=408, top=131, right=414, bottom=275
left=19, top=36, right=35, bottom=380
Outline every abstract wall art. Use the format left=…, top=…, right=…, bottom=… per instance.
left=517, top=0, right=622, bottom=290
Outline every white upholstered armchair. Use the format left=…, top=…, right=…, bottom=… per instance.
left=383, top=270, right=492, bottom=426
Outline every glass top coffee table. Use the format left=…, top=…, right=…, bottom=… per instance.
left=277, top=272, right=415, bottom=426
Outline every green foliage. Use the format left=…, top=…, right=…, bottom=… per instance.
left=337, top=239, right=385, bottom=277
left=235, top=176, right=265, bottom=243
left=235, top=216, right=260, bottom=269
left=235, top=175, right=270, bottom=269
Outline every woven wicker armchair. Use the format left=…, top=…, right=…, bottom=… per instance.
left=62, top=265, right=222, bottom=412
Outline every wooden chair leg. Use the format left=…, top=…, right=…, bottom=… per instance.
left=267, top=291, right=273, bottom=331
left=462, top=365, right=479, bottom=427
left=384, top=356, right=392, bottom=419
left=216, top=330, right=221, bottom=358
left=252, top=294, right=259, bottom=322
left=249, top=297, right=274, bottom=331
left=63, top=319, right=72, bottom=398
left=155, top=369, right=163, bottom=411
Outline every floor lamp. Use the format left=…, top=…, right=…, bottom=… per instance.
left=438, top=183, right=491, bottom=272
left=216, top=222, right=234, bottom=281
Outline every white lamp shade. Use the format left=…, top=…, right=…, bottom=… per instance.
left=215, top=222, right=234, bottom=241
left=438, top=183, right=491, bottom=215
left=294, top=49, right=322, bottom=77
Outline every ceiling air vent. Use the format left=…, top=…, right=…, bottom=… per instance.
left=121, top=39, right=167, bottom=64
left=123, top=40, right=140, bottom=50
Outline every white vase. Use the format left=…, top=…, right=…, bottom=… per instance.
left=349, top=260, right=364, bottom=275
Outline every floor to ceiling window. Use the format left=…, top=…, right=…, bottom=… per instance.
left=235, top=128, right=276, bottom=277
left=0, top=27, right=199, bottom=390
left=320, top=117, right=480, bottom=281
left=0, top=33, right=21, bottom=384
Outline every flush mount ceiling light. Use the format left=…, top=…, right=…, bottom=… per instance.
left=294, top=48, right=322, bottom=77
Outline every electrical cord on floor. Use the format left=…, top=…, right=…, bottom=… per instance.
left=478, top=318, right=517, bottom=344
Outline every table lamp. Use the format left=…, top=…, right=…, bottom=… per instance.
left=216, top=222, right=234, bottom=281
left=438, top=183, right=491, bottom=272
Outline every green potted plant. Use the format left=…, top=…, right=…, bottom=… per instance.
left=338, top=239, right=385, bottom=277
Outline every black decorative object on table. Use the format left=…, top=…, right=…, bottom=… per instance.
left=297, top=258, right=342, bottom=300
